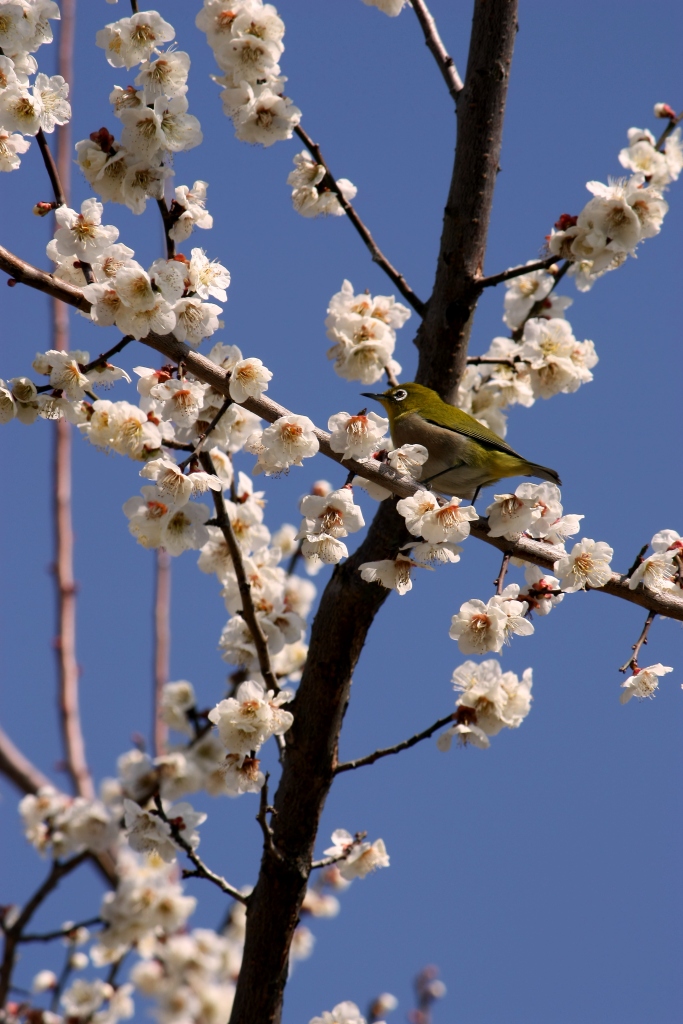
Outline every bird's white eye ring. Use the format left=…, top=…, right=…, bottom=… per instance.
left=393, top=388, right=408, bottom=401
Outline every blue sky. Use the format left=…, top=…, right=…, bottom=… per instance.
left=1, top=1, right=681, bottom=1022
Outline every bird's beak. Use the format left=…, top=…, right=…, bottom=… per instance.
left=360, top=392, right=383, bottom=400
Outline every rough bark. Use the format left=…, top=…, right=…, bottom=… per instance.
left=415, top=0, right=519, bottom=398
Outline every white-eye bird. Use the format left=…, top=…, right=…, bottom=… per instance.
left=361, top=382, right=561, bottom=499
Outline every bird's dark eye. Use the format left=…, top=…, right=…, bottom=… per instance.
left=393, top=389, right=408, bottom=401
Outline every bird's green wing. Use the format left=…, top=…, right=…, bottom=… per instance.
left=424, top=403, right=523, bottom=458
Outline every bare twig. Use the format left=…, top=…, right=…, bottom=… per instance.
left=153, top=796, right=248, bottom=903
left=36, top=129, right=66, bottom=208
left=310, top=831, right=367, bottom=870
left=0, top=852, right=89, bottom=1007
left=655, top=109, right=683, bottom=152
left=256, top=773, right=283, bottom=862
left=478, top=255, right=558, bottom=289
left=494, top=552, right=511, bottom=594
left=152, top=548, right=171, bottom=757
left=19, top=918, right=102, bottom=944
left=199, top=452, right=282, bottom=692
left=0, top=725, right=52, bottom=795
left=156, top=197, right=176, bottom=259
left=81, top=336, right=134, bottom=375
left=411, top=0, right=463, bottom=105
left=178, top=395, right=232, bottom=469
left=384, top=363, right=400, bottom=387
left=466, top=355, right=519, bottom=366
left=335, top=713, right=456, bottom=774
left=625, top=543, right=649, bottom=580
left=619, top=611, right=656, bottom=674
left=293, top=124, right=426, bottom=317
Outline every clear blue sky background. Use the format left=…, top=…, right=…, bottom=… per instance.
left=1, top=2, right=681, bottom=1022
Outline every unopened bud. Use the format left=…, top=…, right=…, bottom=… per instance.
left=69, top=951, right=89, bottom=971
left=33, top=201, right=54, bottom=217
left=311, top=479, right=332, bottom=497
left=654, top=103, right=677, bottom=120
left=369, top=993, right=398, bottom=1018
left=89, top=126, right=116, bottom=152
left=554, top=213, right=578, bottom=231
left=32, top=970, right=58, bottom=993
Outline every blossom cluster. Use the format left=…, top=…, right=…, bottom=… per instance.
left=438, top=660, right=533, bottom=750
left=287, top=149, right=357, bottom=217
left=195, top=0, right=301, bottom=146
left=0, top=1, right=69, bottom=173
left=325, top=279, right=410, bottom=385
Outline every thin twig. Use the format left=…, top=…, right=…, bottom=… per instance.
left=256, top=773, right=283, bottom=861
left=82, top=336, right=133, bottom=375
left=494, top=552, right=511, bottom=594
left=384, top=363, right=399, bottom=387
left=156, top=197, right=176, bottom=259
left=0, top=852, right=89, bottom=1007
left=178, top=395, right=232, bottom=469
left=410, top=0, right=463, bottom=105
left=153, top=548, right=171, bottom=757
left=199, top=452, right=281, bottom=693
left=654, top=110, right=683, bottom=152
left=625, top=543, right=649, bottom=580
left=466, top=355, right=519, bottom=367
left=310, top=831, right=367, bottom=870
left=294, top=124, right=426, bottom=317
left=285, top=541, right=303, bottom=577
left=19, top=918, right=102, bottom=944
left=478, top=255, right=558, bottom=289
left=619, top=611, right=656, bottom=674
left=335, top=713, right=456, bottom=774
left=36, top=129, right=66, bottom=207
left=153, top=796, right=248, bottom=902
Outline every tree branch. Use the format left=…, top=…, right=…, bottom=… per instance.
left=36, top=129, right=66, bottom=208
left=410, top=0, right=463, bottom=105
left=198, top=452, right=281, bottom=694
left=19, top=918, right=102, bottom=944
left=414, top=0, right=519, bottom=398
left=0, top=852, right=89, bottom=1008
left=0, top=724, right=52, bottom=795
left=153, top=796, right=248, bottom=903
left=478, top=255, right=558, bottom=289
left=335, top=714, right=455, bottom=774
left=619, top=611, right=656, bottom=674
left=293, top=124, right=426, bottom=317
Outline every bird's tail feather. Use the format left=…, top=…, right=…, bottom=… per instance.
left=526, top=462, right=562, bottom=487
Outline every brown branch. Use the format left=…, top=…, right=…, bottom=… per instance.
left=0, top=725, right=52, bottom=795
left=655, top=109, right=683, bottom=152
left=256, top=773, right=283, bottom=862
left=619, top=611, right=656, bottom=674
left=478, top=255, right=558, bottom=289
left=625, top=543, right=649, bottom=580
left=19, top=918, right=102, bottom=944
left=156, top=197, right=176, bottom=259
left=153, top=796, right=248, bottom=903
left=152, top=548, right=171, bottom=757
left=335, top=715, right=456, bottom=774
left=310, top=831, right=367, bottom=869
left=494, top=551, right=511, bottom=594
left=293, top=124, right=426, bottom=317
left=466, top=355, right=518, bottom=366
left=0, top=852, right=88, bottom=1008
left=411, top=0, right=463, bottom=105
left=0, top=254, right=681, bottom=625
left=414, top=0, right=519, bottom=398
left=198, top=452, right=282, bottom=694
left=81, top=336, right=133, bottom=375
left=178, top=395, right=232, bottom=469
left=36, top=129, right=66, bottom=207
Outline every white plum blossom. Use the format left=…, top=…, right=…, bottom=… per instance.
left=327, top=410, right=388, bottom=460
left=324, top=829, right=390, bottom=880
left=96, top=10, right=175, bottom=69
left=520, top=565, right=564, bottom=615
left=150, top=378, right=206, bottom=427
left=189, top=248, right=231, bottom=301
left=247, top=414, right=319, bottom=474
left=169, top=180, right=213, bottom=242
left=325, top=280, right=409, bottom=384
left=160, top=680, right=196, bottom=734
left=124, top=799, right=206, bottom=861
left=650, top=528, right=682, bottom=553
left=438, top=660, right=533, bottom=750
left=140, top=457, right=221, bottom=507
left=449, top=598, right=508, bottom=655
left=554, top=538, right=614, bottom=593
left=208, top=679, right=293, bottom=755
left=486, top=488, right=542, bottom=539
left=359, top=553, right=430, bottom=595
left=288, top=150, right=357, bottom=216
left=161, top=502, right=211, bottom=556
left=0, top=129, right=30, bottom=171
left=387, top=443, right=429, bottom=478
left=618, top=128, right=671, bottom=187
left=134, top=49, right=190, bottom=101
left=489, top=584, right=535, bottom=643
left=229, top=357, right=272, bottom=403
left=173, top=297, right=222, bottom=346
left=397, top=490, right=478, bottom=543
left=620, top=664, right=673, bottom=704
left=628, top=552, right=677, bottom=592
left=301, top=533, right=349, bottom=566
left=362, top=0, right=407, bottom=15
left=503, top=263, right=556, bottom=330
left=61, top=979, right=114, bottom=1020
left=309, top=1003, right=368, bottom=1024
left=299, top=486, right=364, bottom=539
left=123, top=486, right=172, bottom=548
left=32, top=72, right=71, bottom=132
left=53, top=199, right=119, bottom=261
